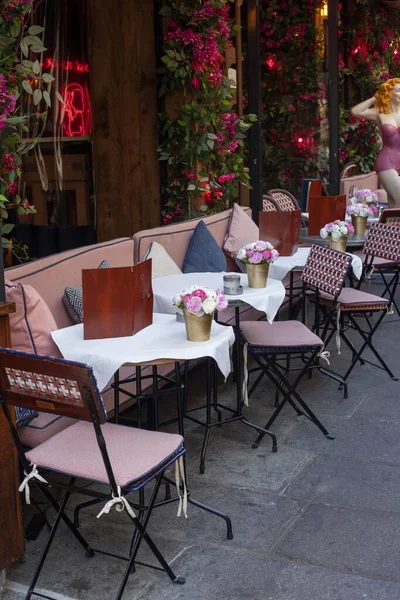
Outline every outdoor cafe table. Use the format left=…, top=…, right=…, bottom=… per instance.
left=300, top=227, right=366, bottom=249
left=51, top=313, right=235, bottom=393
left=152, top=272, right=286, bottom=424
left=152, top=272, right=285, bottom=322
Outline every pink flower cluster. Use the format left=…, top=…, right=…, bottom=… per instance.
left=221, top=113, right=238, bottom=137
left=217, top=173, right=235, bottom=184
left=173, top=286, right=228, bottom=317
left=237, top=241, right=279, bottom=265
left=0, top=74, right=16, bottom=133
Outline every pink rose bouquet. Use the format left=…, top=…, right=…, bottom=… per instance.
left=173, top=285, right=228, bottom=317
left=236, top=240, right=279, bottom=264
left=320, top=220, right=354, bottom=241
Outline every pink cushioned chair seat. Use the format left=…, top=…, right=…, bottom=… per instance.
left=19, top=413, right=76, bottom=448
left=354, top=250, right=398, bottom=269
left=26, top=421, right=184, bottom=490
left=241, top=320, right=323, bottom=348
left=312, top=288, right=389, bottom=311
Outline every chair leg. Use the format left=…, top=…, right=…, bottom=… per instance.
left=26, top=480, right=94, bottom=600
left=342, top=313, right=398, bottom=381
left=116, top=477, right=185, bottom=600
left=251, top=349, right=333, bottom=447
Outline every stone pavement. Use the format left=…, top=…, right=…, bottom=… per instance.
left=2, top=288, right=400, bottom=600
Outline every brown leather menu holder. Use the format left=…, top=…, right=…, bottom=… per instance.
left=82, top=260, right=153, bottom=340
left=259, top=209, right=302, bottom=256
left=308, top=195, right=347, bottom=235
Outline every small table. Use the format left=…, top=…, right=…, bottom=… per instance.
left=152, top=272, right=285, bottom=454
left=300, top=227, right=366, bottom=248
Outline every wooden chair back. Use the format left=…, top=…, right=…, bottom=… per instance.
left=0, top=350, right=106, bottom=424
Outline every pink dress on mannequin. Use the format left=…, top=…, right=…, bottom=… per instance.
left=375, top=124, right=400, bottom=173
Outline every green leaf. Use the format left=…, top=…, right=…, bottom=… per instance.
left=55, top=91, right=65, bottom=104
left=10, top=25, right=21, bottom=38
left=43, top=90, right=51, bottom=107
left=6, top=116, right=27, bottom=125
left=0, top=194, right=9, bottom=203
left=28, top=25, right=45, bottom=35
left=31, top=45, right=47, bottom=53
left=22, top=80, right=33, bottom=95
left=42, top=72, right=54, bottom=83
left=159, top=5, right=171, bottom=16
left=207, top=133, right=218, bottom=140
left=33, top=88, right=42, bottom=105
left=177, top=120, right=187, bottom=126
left=0, top=35, right=13, bottom=46
left=1, top=223, right=14, bottom=234
left=32, top=59, right=40, bottom=75
left=206, top=138, right=214, bottom=150
left=20, top=38, right=29, bottom=57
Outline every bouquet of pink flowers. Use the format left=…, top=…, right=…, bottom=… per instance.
left=320, top=220, right=354, bottom=241
left=236, top=240, right=279, bottom=264
left=173, top=285, right=228, bottom=317
left=352, top=189, right=378, bottom=205
left=346, top=203, right=378, bottom=218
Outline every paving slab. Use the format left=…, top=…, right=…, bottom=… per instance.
left=181, top=433, right=315, bottom=492
left=145, top=480, right=304, bottom=553
left=281, top=415, right=400, bottom=466
left=285, top=454, right=400, bottom=512
left=135, top=544, right=400, bottom=600
left=274, top=503, right=400, bottom=580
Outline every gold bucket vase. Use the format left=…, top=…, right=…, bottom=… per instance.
left=351, top=215, right=368, bottom=235
left=183, top=310, right=212, bottom=342
left=246, top=263, right=269, bottom=288
left=329, top=236, right=348, bottom=252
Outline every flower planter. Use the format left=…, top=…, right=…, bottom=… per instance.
left=183, top=310, right=212, bottom=342
left=246, top=263, right=269, bottom=288
left=351, top=215, right=368, bottom=235
left=329, top=237, right=348, bottom=252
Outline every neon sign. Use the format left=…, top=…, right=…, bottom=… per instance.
left=41, top=58, right=89, bottom=73
left=62, top=82, right=92, bottom=137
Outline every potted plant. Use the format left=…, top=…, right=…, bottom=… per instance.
left=351, top=189, right=379, bottom=206
left=346, top=203, right=378, bottom=234
left=237, top=241, right=279, bottom=288
left=320, top=220, right=355, bottom=252
left=173, top=286, right=228, bottom=341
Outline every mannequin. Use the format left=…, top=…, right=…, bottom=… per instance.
left=351, top=78, right=400, bottom=207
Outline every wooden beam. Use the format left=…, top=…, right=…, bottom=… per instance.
left=87, top=0, right=160, bottom=241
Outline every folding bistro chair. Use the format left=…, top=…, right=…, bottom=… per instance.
left=0, top=349, right=189, bottom=600
left=359, top=218, right=400, bottom=316
left=309, top=229, right=399, bottom=393
left=267, top=188, right=300, bottom=211
left=262, top=194, right=279, bottom=211
left=240, top=246, right=347, bottom=448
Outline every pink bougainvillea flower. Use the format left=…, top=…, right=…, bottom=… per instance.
left=182, top=293, right=192, bottom=306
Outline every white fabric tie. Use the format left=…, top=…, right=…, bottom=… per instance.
left=19, top=465, right=49, bottom=504
left=242, top=342, right=249, bottom=406
left=388, top=303, right=394, bottom=316
left=96, top=486, right=136, bottom=520
left=318, top=349, right=331, bottom=365
left=336, top=305, right=342, bottom=355
left=365, top=264, right=374, bottom=283
left=175, top=456, right=188, bottom=518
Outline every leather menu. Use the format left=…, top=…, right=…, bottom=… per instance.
left=82, top=260, right=153, bottom=340
left=259, top=209, right=301, bottom=256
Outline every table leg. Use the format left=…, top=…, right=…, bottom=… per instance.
left=235, top=306, right=242, bottom=416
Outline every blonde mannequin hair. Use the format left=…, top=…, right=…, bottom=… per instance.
left=375, top=78, right=400, bottom=114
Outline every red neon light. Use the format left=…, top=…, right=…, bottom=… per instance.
left=62, top=82, right=92, bottom=137
left=41, top=58, right=89, bottom=73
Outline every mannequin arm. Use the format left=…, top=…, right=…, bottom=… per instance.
left=351, top=96, right=379, bottom=121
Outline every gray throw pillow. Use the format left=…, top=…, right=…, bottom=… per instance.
left=63, top=260, right=109, bottom=323
left=182, top=221, right=227, bottom=273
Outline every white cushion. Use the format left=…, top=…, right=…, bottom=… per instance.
left=144, top=241, right=182, bottom=278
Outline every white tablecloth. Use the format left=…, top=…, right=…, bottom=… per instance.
left=51, top=313, right=235, bottom=391
left=269, top=247, right=363, bottom=281
left=152, top=272, right=286, bottom=324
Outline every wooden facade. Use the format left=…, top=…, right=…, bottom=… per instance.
left=87, top=0, right=161, bottom=242
left=0, top=303, right=24, bottom=572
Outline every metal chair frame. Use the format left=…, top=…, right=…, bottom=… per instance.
left=0, top=349, right=189, bottom=600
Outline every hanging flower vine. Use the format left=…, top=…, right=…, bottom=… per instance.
left=0, top=0, right=62, bottom=250
left=158, top=0, right=256, bottom=225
